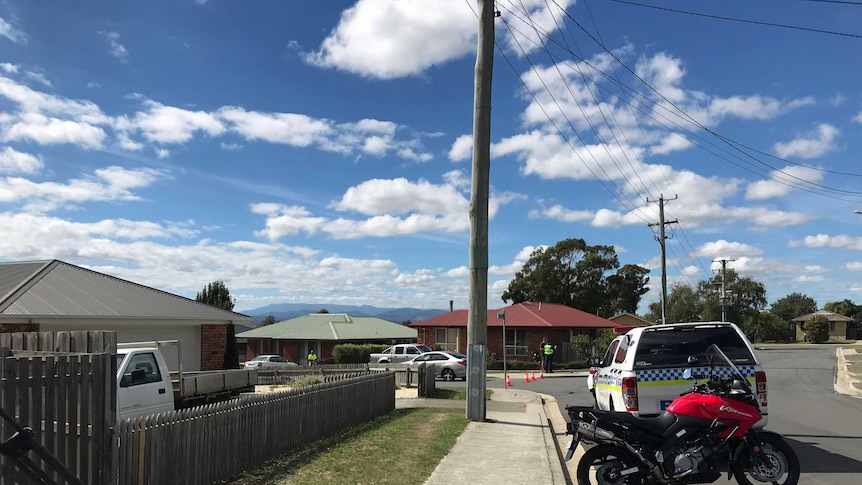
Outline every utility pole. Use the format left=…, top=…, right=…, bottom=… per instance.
left=466, top=0, right=496, bottom=422
left=647, top=194, right=678, bottom=324
left=713, top=258, right=735, bottom=322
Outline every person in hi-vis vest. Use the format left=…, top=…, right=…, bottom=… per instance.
left=543, top=340, right=556, bottom=373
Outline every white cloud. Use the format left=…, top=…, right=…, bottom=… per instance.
left=794, top=275, right=824, bottom=283
left=0, top=17, right=27, bottom=45
left=0, top=165, right=167, bottom=213
left=772, top=124, right=839, bottom=159
left=745, top=165, right=825, bottom=200
left=0, top=63, right=18, bottom=74
left=303, top=0, right=477, bottom=79
left=220, top=142, right=242, bottom=151
left=98, top=31, right=129, bottom=63
left=448, top=134, right=473, bottom=162
left=251, top=203, right=327, bottom=240
left=854, top=111, right=862, bottom=123
left=304, top=0, right=575, bottom=79
left=334, top=178, right=467, bottom=216
left=789, top=234, right=862, bottom=251
left=846, top=262, right=862, bottom=271
left=805, top=265, right=827, bottom=273
left=218, top=106, right=333, bottom=146
left=2, top=113, right=106, bottom=149
left=0, top=147, right=42, bottom=174
left=694, top=240, right=764, bottom=259
left=130, top=100, right=224, bottom=144
left=530, top=204, right=593, bottom=222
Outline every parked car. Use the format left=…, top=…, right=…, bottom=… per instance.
left=244, top=355, right=299, bottom=369
left=590, top=322, right=768, bottom=426
left=404, top=351, right=467, bottom=381
left=369, top=343, right=432, bottom=364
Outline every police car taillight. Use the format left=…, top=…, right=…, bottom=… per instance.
left=755, top=371, right=767, bottom=407
left=622, top=377, right=638, bottom=411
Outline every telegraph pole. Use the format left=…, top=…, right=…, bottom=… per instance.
left=466, top=0, right=496, bottom=422
left=713, top=258, right=735, bottom=322
left=647, top=194, right=677, bottom=324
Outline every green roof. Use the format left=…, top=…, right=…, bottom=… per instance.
left=236, top=313, right=417, bottom=341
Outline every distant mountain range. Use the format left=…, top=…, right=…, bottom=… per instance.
left=240, top=303, right=450, bottom=326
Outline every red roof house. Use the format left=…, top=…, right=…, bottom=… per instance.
left=410, top=301, right=623, bottom=362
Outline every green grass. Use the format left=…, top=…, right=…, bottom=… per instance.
left=223, top=408, right=468, bottom=485
left=429, top=387, right=492, bottom=400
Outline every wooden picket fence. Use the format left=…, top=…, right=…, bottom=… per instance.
left=116, top=371, right=395, bottom=485
left=0, top=331, right=117, bottom=485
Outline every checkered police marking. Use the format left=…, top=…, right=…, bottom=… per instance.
left=636, top=366, right=756, bottom=384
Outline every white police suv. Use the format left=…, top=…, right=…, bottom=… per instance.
left=590, top=322, right=768, bottom=426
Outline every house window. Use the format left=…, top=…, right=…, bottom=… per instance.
left=830, top=321, right=836, bottom=332
left=505, top=329, right=528, bottom=356
left=436, top=328, right=458, bottom=351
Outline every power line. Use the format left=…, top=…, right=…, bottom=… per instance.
left=610, top=0, right=862, bottom=39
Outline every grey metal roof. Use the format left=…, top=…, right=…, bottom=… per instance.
left=0, top=260, right=251, bottom=322
left=791, top=310, right=854, bottom=322
left=237, top=313, right=417, bottom=341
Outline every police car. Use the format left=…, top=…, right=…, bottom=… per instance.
left=590, top=322, right=768, bottom=426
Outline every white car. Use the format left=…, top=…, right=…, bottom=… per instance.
left=591, top=322, right=768, bottom=426
left=404, top=351, right=468, bottom=381
left=243, top=355, right=299, bottom=369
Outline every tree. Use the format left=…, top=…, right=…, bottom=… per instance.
left=317, top=308, right=329, bottom=314
left=747, top=311, right=788, bottom=342
left=502, top=238, right=649, bottom=316
left=696, top=269, right=766, bottom=331
left=824, top=299, right=862, bottom=321
left=605, top=264, right=651, bottom=316
left=258, top=315, right=277, bottom=327
left=805, top=317, right=830, bottom=343
left=770, top=293, right=817, bottom=324
left=195, top=280, right=238, bottom=369
left=645, top=282, right=703, bottom=324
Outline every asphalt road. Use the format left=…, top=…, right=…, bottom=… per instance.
left=476, top=345, right=862, bottom=484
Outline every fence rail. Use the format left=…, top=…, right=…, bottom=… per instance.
left=0, top=330, right=116, bottom=485
left=117, top=371, right=395, bottom=485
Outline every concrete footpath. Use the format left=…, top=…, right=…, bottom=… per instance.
left=396, top=349, right=862, bottom=485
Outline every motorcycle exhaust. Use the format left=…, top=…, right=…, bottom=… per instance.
left=575, top=419, right=617, bottom=441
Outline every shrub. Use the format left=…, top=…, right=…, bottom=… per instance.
left=332, top=343, right=388, bottom=364
left=293, top=375, right=324, bottom=387
left=805, top=317, right=830, bottom=344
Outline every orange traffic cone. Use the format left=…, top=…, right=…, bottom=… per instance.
left=505, top=374, right=512, bottom=387
left=539, top=370, right=545, bottom=379
left=530, top=370, right=536, bottom=381
left=524, top=371, right=530, bottom=383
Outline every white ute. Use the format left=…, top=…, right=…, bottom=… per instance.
left=590, top=322, right=768, bottom=427
left=116, top=340, right=258, bottom=421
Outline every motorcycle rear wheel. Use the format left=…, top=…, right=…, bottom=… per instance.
left=732, top=432, right=800, bottom=485
left=576, top=444, right=646, bottom=485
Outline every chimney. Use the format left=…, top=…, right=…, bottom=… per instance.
left=449, top=300, right=454, bottom=312
left=538, top=301, right=542, bottom=311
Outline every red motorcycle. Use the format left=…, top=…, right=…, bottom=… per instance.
left=565, top=344, right=800, bottom=484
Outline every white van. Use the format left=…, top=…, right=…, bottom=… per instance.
left=591, top=322, right=768, bottom=426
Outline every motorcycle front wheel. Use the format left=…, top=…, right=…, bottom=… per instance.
left=732, top=432, right=800, bottom=485
left=576, top=444, right=646, bottom=485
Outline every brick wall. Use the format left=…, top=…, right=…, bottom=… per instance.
left=200, top=324, right=227, bottom=371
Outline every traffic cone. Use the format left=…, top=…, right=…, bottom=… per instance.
left=539, top=370, right=545, bottom=379
left=505, top=374, right=512, bottom=387
left=530, top=370, right=536, bottom=381
left=524, top=371, right=530, bottom=383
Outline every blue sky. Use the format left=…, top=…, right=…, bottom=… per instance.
left=1, top=0, right=861, bottom=315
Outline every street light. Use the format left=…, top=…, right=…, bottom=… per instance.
left=497, top=310, right=507, bottom=385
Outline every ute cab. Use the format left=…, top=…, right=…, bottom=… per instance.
left=591, top=322, right=768, bottom=427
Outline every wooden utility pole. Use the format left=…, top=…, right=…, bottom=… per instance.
left=466, top=0, right=496, bottom=422
left=647, top=194, right=677, bottom=324
left=713, top=258, right=735, bottom=322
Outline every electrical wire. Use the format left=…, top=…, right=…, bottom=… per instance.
left=610, top=0, right=862, bottom=39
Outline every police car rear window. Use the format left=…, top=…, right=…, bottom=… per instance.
left=633, top=326, right=755, bottom=369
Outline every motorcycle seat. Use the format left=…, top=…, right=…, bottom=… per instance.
left=613, top=411, right=678, bottom=436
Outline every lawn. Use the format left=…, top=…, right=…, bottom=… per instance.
left=223, top=407, right=468, bottom=485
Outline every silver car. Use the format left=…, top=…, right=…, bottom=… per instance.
left=243, top=355, right=299, bottom=369
left=405, top=351, right=467, bottom=381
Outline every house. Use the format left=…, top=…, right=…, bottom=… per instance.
left=609, top=312, right=653, bottom=327
left=0, top=259, right=252, bottom=371
left=791, top=310, right=855, bottom=341
left=410, top=301, right=624, bottom=362
left=237, top=313, right=417, bottom=364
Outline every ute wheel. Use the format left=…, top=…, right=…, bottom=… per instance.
left=576, top=444, right=646, bottom=484
left=442, top=368, right=456, bottom=381
left=608, top=399, right=614, bottom=412
left=732, top=432, right=800, bottom=485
